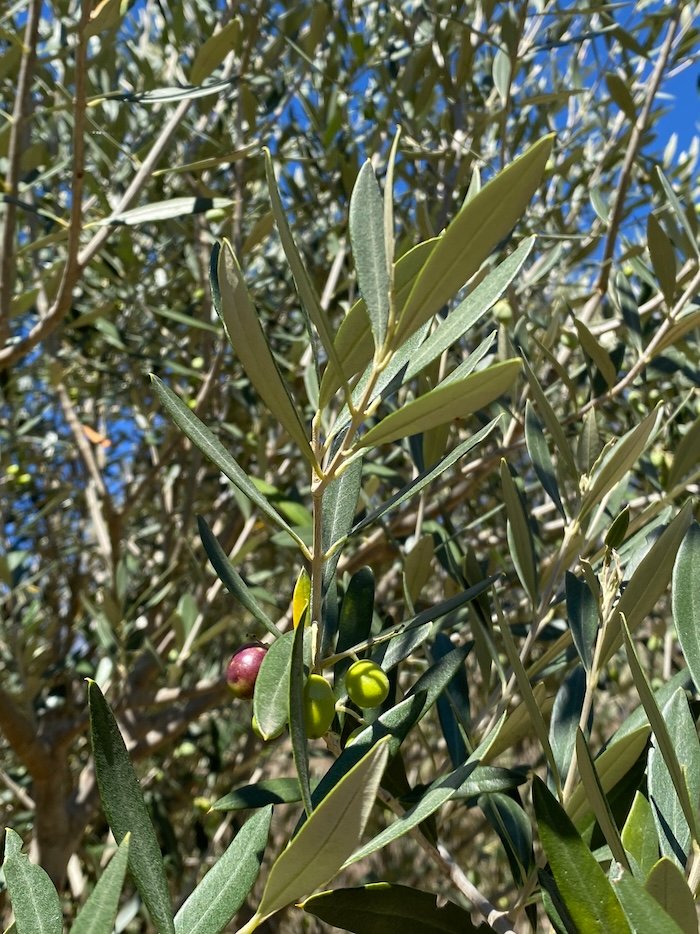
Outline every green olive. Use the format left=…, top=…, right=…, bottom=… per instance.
left=303, top=674, right=335, bottom=738
left=345, top=660, right=390, bottom=709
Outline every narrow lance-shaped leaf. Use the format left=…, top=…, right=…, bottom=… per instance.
left=322, top=454, right=363, bottom=590
left=307, top=643, right=473, bottom=822
left=302, top=883, right=490, bottom=934
left=656, top=167, right=700, bottom=259
left=331, top=238, right=533, bottom=441
left=500, top=460, right=538, bottom=604
left=647, top=213, right=677, bottom=306
left=197, top=516, right=280, bottom=639
left=289, top=609, right=313, bottom=816
left=213, top=239, right=316, bottom=466
left=264, top=148, right=339, bottom=368
left=248, top=738, right=391, bottom=927
left=190, top=18, right=241, bottom=84
left=152, top=376, right=305, bottom=551
left=359, top=359, right=520, bottom=449
left=647, top=688, right=700, bottom=868
left=2, top=829, right=62, bottom=934
left=575, top=729, right=630, bottom=869
left=520, top=353, right=578, bottom=479
left=599, top=501, right=692, bottom=665
left=319, top=238, right=438, bottom=406
left=350, top=160, right=390, bottom=349
left=574, top=319, right=617, bottom=388
left=353, top=417, right=501, bottom=534
left=344, top=714, right=504, bottom=866
left=494, top=599, right=557, bottom=788
left=609, top=863, right=685, bottom=934
left=621, top=622, right=699, bottom=846
left=87, top=680, right=175, bottom=934
left=667, top=412, right=700, bottom=490
left=578, top=406, right=662, bottom=520
left=621, top=792, right=659, bottom=879
left=532, top=777, right=631, bottom=933
left=394, top=134, right=554, bottom=347
left=253, top=630, right=295, bottom=740
left=672, top=522, right=700, bottom=694
left=525, top=400, right=565, bottom=518
left=174, top=807, right=272, bottom=934
left=211, top=778, right=311, bottom=812
left=644, top=857, right=698, bottom=933
left=72, top=835, right=131, bottom=934
left=565, top=571, right=599, bottom=672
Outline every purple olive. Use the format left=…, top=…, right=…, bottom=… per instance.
left=226, top=643, right=267, bottom=699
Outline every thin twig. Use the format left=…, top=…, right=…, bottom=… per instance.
left=0, top=0, right=42, bottom=345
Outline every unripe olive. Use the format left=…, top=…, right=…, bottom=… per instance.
left=226, top=642, right=267, bottom=699
left=303, top=674, right=335, bottom=738
left=345, top=660, right=390, bottom=709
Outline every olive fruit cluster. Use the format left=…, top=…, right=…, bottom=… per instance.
left=226, top=641, right=389, bottom=741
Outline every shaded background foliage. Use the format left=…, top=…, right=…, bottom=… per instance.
left=0, top=0, right=699, bottom=930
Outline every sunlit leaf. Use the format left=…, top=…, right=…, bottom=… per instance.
left=359, top=360, right=520, bottom=448
left=251, top=738, right=390, bottom=924
left=394, top=135, right=553, bottom=346
left=350, top=160, right=390, bottom=349
left=174, top=807, right=271, bottom=934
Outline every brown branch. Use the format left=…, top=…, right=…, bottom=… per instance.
left=0, top=93, right=192, bottom=371
left=0, top=686, right=51, bottom=776
left=0, top=0, right=42, bottom=345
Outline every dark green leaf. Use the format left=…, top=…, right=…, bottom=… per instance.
left=88, top=681, right=175, bottom=934
left=197, top=516, right=280, bottom=639
left=301, top=883, right=493, bottom=933
left=353, top=417, right=501, bottom=534
left=525, top=400, right=565, bottom=518
left=647, top=213, right=677, bottom=306
left=152, top=376, right=302, bottom=548
left=574, top=319, right=617, bottom=388
left=565, top=571, right=599, bottom=672
left=289, top=611, right=313, bottom=816
left=211, top=778, right=312, bottom=812
left=532, top=777, right=630, bottom=933
left=500, top=459, right=538, bottom=602
left=479, top=793, right=533, bottom=886
left=549, top=666, right=586, bottom=787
